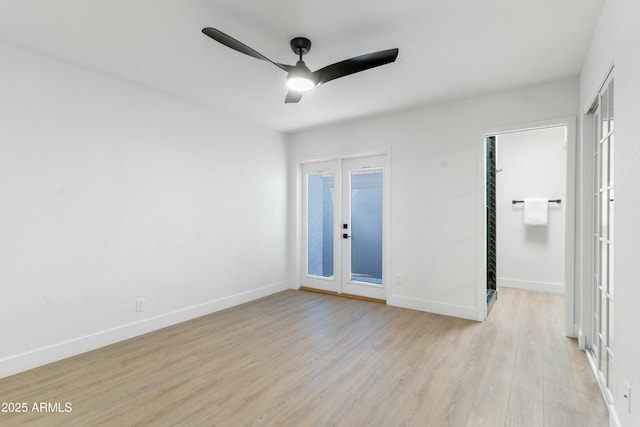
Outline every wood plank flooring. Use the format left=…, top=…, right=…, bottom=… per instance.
left=0, top=288, right=608, bottom=426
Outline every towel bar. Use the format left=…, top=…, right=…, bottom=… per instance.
left=512, top=199, right=561, bottom=205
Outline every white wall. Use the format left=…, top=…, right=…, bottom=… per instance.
left=0, top=41, right=288, bottom=378
left=496, top=127, right=566, bottom=293
left=579, top=0, right=640, bottom=425
left=288, top=78, right=579, bottom=321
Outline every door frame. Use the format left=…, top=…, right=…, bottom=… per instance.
left=478, top=117, right=577, bottom=333
left=296, top=149, right=392, bottom=301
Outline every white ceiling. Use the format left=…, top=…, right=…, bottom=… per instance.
left=0, top=0, right=603, bottom=133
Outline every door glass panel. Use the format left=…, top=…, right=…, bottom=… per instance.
left=350, top=168, right=383, bottom=285
left=593, top=311, right=599, bottom=353
left=594, top=112, right=600, bottom=155
left=307, top=172, right=334, bottom=278
left=602, top=139, right=609, bottom=188
left=599, top=341, right=608, bottom=380
left=601, top=190, right=609, bottom=240
left=600, top=292, right=607, bottom=337
left=595, top=150, right=601, bottom=195
left=609, top=80, right=615, bottom=132
left=593, top=235, right=600, bottom=275
left=602, top=87, right=609, bottom=136
left=609, top=243, right=614, bottom=296
left=609, top=134, right=615, bottom=186
left=607, top=352, right=614, bottom=388
left=609, top=189, right=615, bottom=242
left=608, top=298, right=614, bottom=349
left=593, top=194, right=599, bottom=237
left=600, top=242, right=608, bottom=292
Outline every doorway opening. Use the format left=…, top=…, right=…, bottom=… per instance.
left=484, top=120, right=575, bottom=325
left=486, top=136, right=498, bottom=314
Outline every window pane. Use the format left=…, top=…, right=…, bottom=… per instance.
left=307, top=173, right=334, bottom=277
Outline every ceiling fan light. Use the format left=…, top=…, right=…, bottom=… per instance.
left=286, top=61, right=316, bottom=92
left=286, top=76, right=316, bottom=92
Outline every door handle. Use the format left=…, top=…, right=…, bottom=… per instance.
left=342, top=233, right=351, bottom=239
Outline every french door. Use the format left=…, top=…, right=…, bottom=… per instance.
left=590, top=75, right=614, bottom=399
left=341, top=156, right=385, bottom=300
left=302, top=155, right=387, bottom=300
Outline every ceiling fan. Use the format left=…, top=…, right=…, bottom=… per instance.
left=202, top=27, right=399, bottom=103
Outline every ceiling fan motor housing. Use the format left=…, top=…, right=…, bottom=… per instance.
left=290, top=37, right=311, bottom=56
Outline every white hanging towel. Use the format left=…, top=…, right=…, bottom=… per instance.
left=524, top=198, right=548, bottom=225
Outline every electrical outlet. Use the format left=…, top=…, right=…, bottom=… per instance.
left=136, top=298, right=145, bottom=312
left=261, top=270, right=267, bottom=279
left=395, top=273, right=403, bottom=285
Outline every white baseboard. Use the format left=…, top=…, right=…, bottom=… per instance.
left=0, top=281, right=289, bottom=379
left=387, top=294, right=478, bottom=321
left=578, top=328, right=586, bottom=349
left=498, top=277, right=565, bottom=294
left=586, top=348, right=620, bottom=427
left=610, top=406, right=621, bottom=427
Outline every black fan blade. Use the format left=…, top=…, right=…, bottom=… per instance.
left=314, top=48, right=399, bottom=85
left=285, top=91, right=303, bottom=104
left=277, top=63, right=296, bottom=72
left=202, top=27, right=291, bottom=73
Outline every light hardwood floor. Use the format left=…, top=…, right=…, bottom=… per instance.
left=0, top=288, right=608, bottom=426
